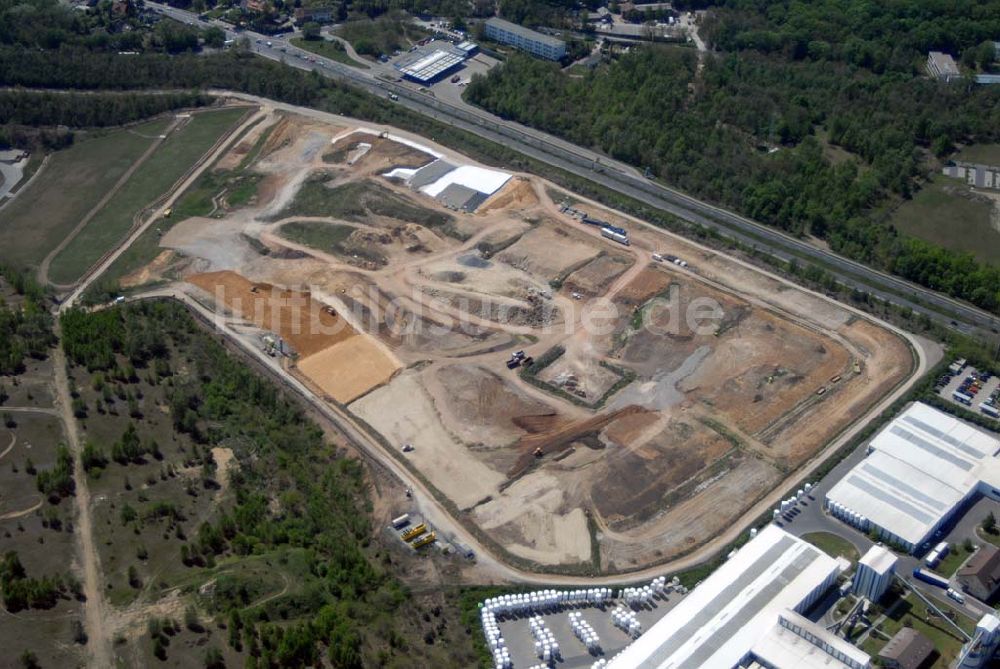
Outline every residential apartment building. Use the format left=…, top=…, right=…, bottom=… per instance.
left=483, top=18, right=566, bottom=61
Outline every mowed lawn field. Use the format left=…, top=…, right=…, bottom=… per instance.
left=892, top=175, right=1000, bottom=265
left=48, top=107, right=249, bottom=285
left=0, top=118, right=170, bottom=270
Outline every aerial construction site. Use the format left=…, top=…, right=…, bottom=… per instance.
left=127, top=103, right=919, bottom=574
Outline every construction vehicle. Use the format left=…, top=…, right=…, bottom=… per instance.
left=413, top=532, right=437, bottom=548
left=401, top=524, right=427, bottom=541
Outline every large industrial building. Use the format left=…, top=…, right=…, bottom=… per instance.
left=483, top=18, right=566, bottom=60
left=825, top=402, right=1000, bottom=553
left=608, top=525, right=867, bottom=669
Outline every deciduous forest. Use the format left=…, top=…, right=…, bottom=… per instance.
left=467, top=0, right=1000, bottom=312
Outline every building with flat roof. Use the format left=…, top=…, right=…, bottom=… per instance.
left=854, top=545, right=897, bottom=602
left=825, top=402, right=1000, bottom=553
left=877, top=628, right=934, bottom=669
left=608, top=525, right=861, bottom=669
left=927, top=51, right=961, bottom=81
left=483, top=18, right=566, bottom=61
left=959, top=545, right=1000, bottom=601
left=394, top=45, right=468, bottom=83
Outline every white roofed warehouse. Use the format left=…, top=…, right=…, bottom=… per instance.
left=825, top=402, right=1000, bottom=553
left=608, top=525, right=863, bottom=669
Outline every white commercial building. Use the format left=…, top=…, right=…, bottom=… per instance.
left=608, top=526, right=863, bottom=669
left=825, top=402, right=1000, bottom=552
left=853, top=545, right=897, bottom=602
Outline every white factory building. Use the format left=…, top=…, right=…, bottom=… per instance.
left=825, top=402, right=1000, bottom=553
left=608, top=525, right=868, bottom=669
left=853, top=545, right=897, bottom=602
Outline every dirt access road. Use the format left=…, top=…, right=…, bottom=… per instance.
left=52, top=338, right=113, bottom=668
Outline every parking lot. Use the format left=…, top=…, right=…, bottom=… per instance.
left=936, top=361, right=1000, bottom=419
left=386, top=38, right=499, bottom=104
left=498, top=593, right=683, bottom=668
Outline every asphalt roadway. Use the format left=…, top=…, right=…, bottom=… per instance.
left=145, top=2, right=1000, bottom=341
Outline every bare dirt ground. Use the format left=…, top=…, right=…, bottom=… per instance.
left=118, top=109, right=919, bottom=572
left=296, top=334, right=399, bottom=403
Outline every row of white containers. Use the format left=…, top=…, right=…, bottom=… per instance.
left=772, top=482, right=815, bottom=519
left=611, top=605, right=643, bottom=637
left=481, top=577, right=677, bottom=669
left=827, top=500, right=871, bottom=532
left=481, top=609, right=512, bottom=669
left=482, top=588, right=614, bottom=618
left=529, top=615, right=561, bottom=662
left=569, top=611, right=602, bottom=652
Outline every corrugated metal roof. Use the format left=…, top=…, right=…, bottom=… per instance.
left=609, top=526, right=847, bottom=669
left=826, top=402, right=1000, bottom=547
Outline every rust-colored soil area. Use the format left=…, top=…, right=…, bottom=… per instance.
left=187, top=270, right=354, bottom=357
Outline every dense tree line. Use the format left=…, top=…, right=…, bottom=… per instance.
left=60, top=300, right=471, bottom=667
left=35, top=445, right=75, bottom=502
left=0, top=90, right=212, bottom=128
left=465, top=44, right=1000, bottom=312
left=697, top=0, right=1000, bottom=73
left=0, top=264, right=55, bottom=375
left=0, top=0, right=215, bottom=54
left=0, top=551, right=65, bottom=612
left=498, top=0, right=597, bottom=28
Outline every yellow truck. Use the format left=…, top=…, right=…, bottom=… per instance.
left=413, top=532, right=437, bottom=549
left=401, top=524, right=427, bottom=542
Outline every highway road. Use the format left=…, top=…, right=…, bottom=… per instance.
left=145, top=1, right=1000, bottom=341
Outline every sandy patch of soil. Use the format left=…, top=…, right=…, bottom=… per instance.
left=479, top=177, right=539, bottom=214
left=497, top=224, right=601, bottom=281
left=473, top=476, right=591, bottom=565
left=297, top=334, right=400, bottom=403
left=563, top=253, right=634, bottom=297
left=426, top=364, right=556, bottom=451
left=349, top=370, right=506, bottom=509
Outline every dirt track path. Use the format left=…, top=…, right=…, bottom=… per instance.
left=38, top=117, right=182, bottom=289
left=0, top=431, right=15, bottom=461
left=0, top=498, right=43, bottom=521
left=52, top=340, right=113, bottom=668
